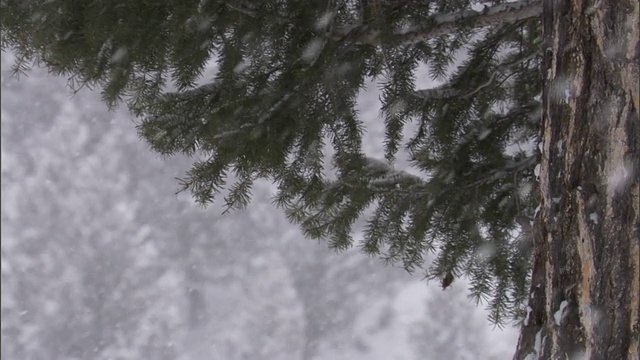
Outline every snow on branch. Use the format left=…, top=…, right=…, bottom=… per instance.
left=414, top=72, right=497, bottom=100
left=160, top=82, right=219, bottom=103
left=258, top=92, right=293, bottom=124
left=330, top=0, right=542, bottom=45
left=414, top=84, right=461, bottom=100
left=330, top=157, right=429, bottom=198
left=364, top=157, right=427, bottom=188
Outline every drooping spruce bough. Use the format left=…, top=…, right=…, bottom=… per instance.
left=1, top=0, right=543, bottom=325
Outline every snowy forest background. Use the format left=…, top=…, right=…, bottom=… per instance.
left=1, top=48, right=518, bottom=359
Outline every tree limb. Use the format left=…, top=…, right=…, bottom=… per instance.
left=224, top=2, right=257, bottom=17
left=330, top=0, right=542, bottom=45
left=413, top=51, right=539, bottom=100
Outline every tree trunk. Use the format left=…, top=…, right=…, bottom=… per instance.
left=513, top=0, right=639, bottom=359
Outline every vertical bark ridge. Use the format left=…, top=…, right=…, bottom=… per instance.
left=514, top=0, right=639, bottom=359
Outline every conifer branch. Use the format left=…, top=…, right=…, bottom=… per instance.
left=413, top=51, right=540, bottom=100
left=414, top=83, right=461, bottom=100
left=413, top=73, right=497, bottom=100
left=464, top=155, right=537, bottom=188
left=330, top=0, right=541, bottom=45
left=362, top=157, right=427, bottom=191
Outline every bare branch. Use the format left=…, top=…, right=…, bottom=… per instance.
left=330, top=0, right=542, bottom=45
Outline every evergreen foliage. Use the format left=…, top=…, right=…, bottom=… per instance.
left=1, top=0, right=542, bottom=324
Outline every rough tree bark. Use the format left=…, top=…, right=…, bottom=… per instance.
left=513, top=0, right=639, bottom=359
